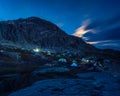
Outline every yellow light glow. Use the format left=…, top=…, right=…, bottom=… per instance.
left=87, top=40, right=112, bottom=45
left=73, top=19, right=95, bottom=39
left=87, top=42, right=98, bottom=44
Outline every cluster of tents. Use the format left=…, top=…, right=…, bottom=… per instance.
left=0, top=47, right=111, bottom=72
left=32, top=49, right=111, bottom=72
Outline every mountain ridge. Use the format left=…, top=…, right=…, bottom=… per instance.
left=0, top=17, right=96, bottom=51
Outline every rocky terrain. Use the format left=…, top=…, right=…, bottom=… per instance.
left=8, top=72, right=120, bottom=96
left=0, top=17, right=96, bottom=52
left=0, top=47, right=120, bottom=96
left=0, top=17, right=120, bottom=96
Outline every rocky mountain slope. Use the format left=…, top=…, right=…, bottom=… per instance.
left=0, top=17, right=120, bottom=96
left=0, top=17, right=96, bottom=51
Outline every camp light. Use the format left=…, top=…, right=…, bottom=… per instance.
left=47, top=51, right=51, bottom=55
left=33, top=48, right=40, bottom=52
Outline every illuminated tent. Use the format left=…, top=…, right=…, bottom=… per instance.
left=71, top=62, right=78, bottom=67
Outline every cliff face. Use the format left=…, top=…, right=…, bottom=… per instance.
left=0, top=17, right=96, bottom=51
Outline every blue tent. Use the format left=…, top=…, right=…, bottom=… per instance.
left=71, top=63, right=78, bottom=67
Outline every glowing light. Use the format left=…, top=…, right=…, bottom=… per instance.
left=87, top=42, right=99, bottom=44
left=47, top=51, right=51, bottom=55
left=33, top=48, right=40, bottom=52
left=73, top=19, right=95, bottom=39
left=87, top=40, right=112, bottom=45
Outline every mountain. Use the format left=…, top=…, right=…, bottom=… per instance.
left=0, top=17, right=96, bottom=51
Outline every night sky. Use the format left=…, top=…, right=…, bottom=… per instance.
left=0, top=0, right=120, bottom=50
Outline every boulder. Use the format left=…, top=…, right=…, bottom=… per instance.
left=32, top=67, right=70, bottom=74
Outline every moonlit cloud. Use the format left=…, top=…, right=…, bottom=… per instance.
left=78, top=15, right=120, bottom=51
left=87, top=40, right=112, bottom=44
left=72, top=19, right=96, bottom=40
left=87, top=40, right=120, bottom=50
left=84, top=15, right=120, bottom=42
left=85, top=14, right=120, bottom=31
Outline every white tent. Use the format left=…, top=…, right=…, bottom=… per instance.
left=58, top=58, right=67, bottom=63
left=81, top=58, right=89, bottom=63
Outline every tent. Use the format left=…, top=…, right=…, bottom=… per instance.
left=58, top=58, right=67, bottom=63
left=34, top=52, right=40, bottom=56
left=70, top=62, right=78, bottom=67
left=81, top=58, right=89, bottom=63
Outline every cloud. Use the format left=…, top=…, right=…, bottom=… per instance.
left=87, top=40, right=120, bottom=51
left=72, top=19, right=95, bottom=40
left=85, top=26, right=120, bottom=42
left=81, top=14, right=120, bottom=42
left=72, top=14, right=120, bottom=50
left=87, top=40, right=111, bottom=44
left=72, top=15, right=120, bottom=41
left=85, top=14, right=120, bottom=31
left=86, top=25, right=120, bottom=51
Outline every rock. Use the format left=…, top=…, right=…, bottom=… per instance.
left=9, top=72, right=120, bottom=96
left=0, top=81, right=5, bottom=92
left=44, top=63, right=56, bottom=67
left=8, top=79, right=91, bottom=96
left=4, top=51, right=20, bottom=60
left=0, top=74, right=18, bottom=78
left=32, top=67, right=70, bottom=74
